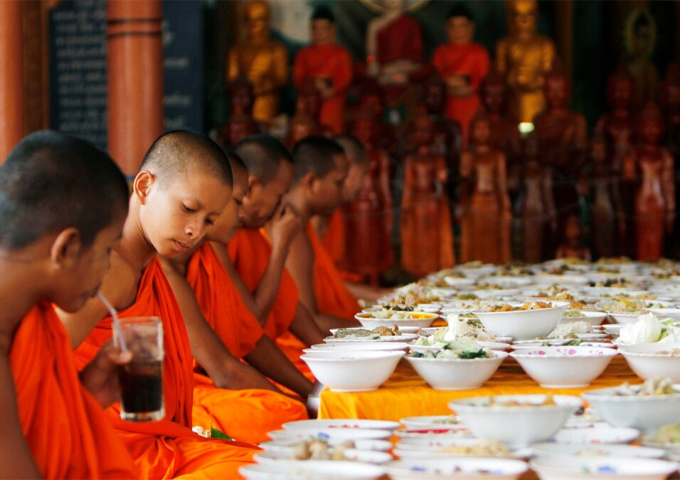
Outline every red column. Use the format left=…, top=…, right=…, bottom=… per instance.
left=107, top=0, right=164, bottom=176
left=0, top=1, right=24, bottom=162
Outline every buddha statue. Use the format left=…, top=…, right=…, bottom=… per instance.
left=624, top=8, right=659, bottom=110
left=227, top=0, right=288, bottom=125
left=496, top=0, right=556, bottom=124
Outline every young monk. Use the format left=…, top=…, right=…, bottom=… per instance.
left=285, top=136, right=361, bottom=325
left=59, top=130, right=258, bottom=479
left=0, top=131, right=136, bottom=479
left=159, top=150, right=311, bottom=444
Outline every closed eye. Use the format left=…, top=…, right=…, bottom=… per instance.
left=205, top=218, right=214, bottom=226
left=182, top=204, right=196, bottom=213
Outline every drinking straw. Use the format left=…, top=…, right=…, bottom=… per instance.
left=98, top=291, right=128, bottom=351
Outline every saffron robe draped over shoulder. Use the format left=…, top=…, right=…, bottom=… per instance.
left=228, top=228, right=314, bottom=380
left=186, top=242, right=307, bottom=444
left=307, top=223, right=361, bottom=321
left=10, top=302, right=137, bottom=480
left=74, top=258, right=257, bottom=480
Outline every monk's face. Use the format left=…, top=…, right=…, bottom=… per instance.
left=241, top=161, right=294, bottom=228
left=607, top=77, right=633, bottom=110
left=447, top=16, right=473, bottom=45
left=139, top=171, right=229, bottom=258
left=209, top=166, right=248, bottom=244
left=311, top=19, right=335, bottom=46
left=54, top=212, right=126, bottom=312
left=309, top=153, right=349, bottom=216
left=640, top=116, right=662, bottom=145
left=482, top=83, right=505, bottom=114
left=545, top=76, right=568, bottom=109
left=342, top=159, right=368, bottom=203
left=470, top=118, right=491, bottom=145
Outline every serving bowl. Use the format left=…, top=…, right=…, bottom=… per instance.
left=582, top=384, right=680, bottom=433
left=510, top=347, right=618, bottom=388
left=529, top=455, right=677, bottom=480
left=449, top=394, right=583, bottom=447
left=301, top=351, right=404, bottom=392
left=473, top=302, right=568, bottom=340
left=618, top=343, right=680, bottom=382
left=406, top=351, right=507, bottom=390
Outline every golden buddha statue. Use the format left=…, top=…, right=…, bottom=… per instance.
left=495, top=0, right=556, bottom=124
left=227, top=0, right=288, bottom=125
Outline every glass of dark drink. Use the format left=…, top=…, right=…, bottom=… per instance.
left=115, top=317, right=164, bottom=422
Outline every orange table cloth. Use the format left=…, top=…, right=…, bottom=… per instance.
left=319, top=356, right=638, bottom=421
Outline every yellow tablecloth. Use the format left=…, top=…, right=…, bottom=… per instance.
left=319, top=356, right=638, bottom=421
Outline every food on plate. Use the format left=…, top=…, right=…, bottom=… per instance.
left=438, top=440, right=511, bottom=457
left=415, top=318, right=495, bottom=347
left=649, top=424, right=680, bottom=444
left=611, top=377, right=677, bottom=396
left=362, top=310, right=433, bottom=320
left=475, top=283, right=516, bottom=291
left=410, top=338, right=492, bottom=359
left=563, top=310, right=585, bottom=318
left=452, top=293, right=479, bottom=300
left=488, top=395, right=556, bottom=407
left=330, top=326, right=402, bottom=339
left=618, top=313, right=680, bottom=345
left=549, top=321, right=592, bottom=338
left=596, top=257, right=633, bottom=265
left=481, top=301, right=553, bottom=312
left=290, top=439, right=354, bottom=461
left=602, top=299, right=645, bottom=314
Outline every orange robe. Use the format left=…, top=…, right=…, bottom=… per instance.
left=74, top=258, right=258, bottom=479
left=228, top=228, right=314, bottom=381
left=10, top=302, right=136, bottom=479
left=321, top=210, right=362, bottom=283
left=186, top=242, right=308, bottom=443
left=307, top=223, right=360, bottom=321
left=293, top=44, right=353, bottom=134
left=432, top=42, right=490, bottom=141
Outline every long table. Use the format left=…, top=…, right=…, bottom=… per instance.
left=318, top=356, right=638, bottom=421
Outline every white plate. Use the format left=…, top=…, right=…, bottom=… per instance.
left=530, top=442, right=665, bottom=458
left=552, top=427, right=640, bottom=444
left=529, top=455, right=677, bottom=480
left=324, top=333, right=418, bottom=343
left=399, top=415, right=461, bottom=430
left=268, top=428, right=393, bottom=442
left=309, top=342, right=410, bottom=352
left=282, top=419, right=400, bottom=431
left=387, top=458, right=528, bottom=480
left=259, top=439, right=393, bottom=454
left=254, top=449, right=393, bottom=466
left=240, top=461, right=385, bottom=479
left=393, top=437, right=530, bottom=459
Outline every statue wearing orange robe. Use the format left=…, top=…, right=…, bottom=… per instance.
left=307, top=223, right=360, bottom=321
left=186, top=242, right=308, bottom=441
left=74, top=259, right=258, bottom=479
left=293, top=6, right=353, bottom=136
left=228, top=228, right=313, bottom=381
left=10, top=302, right=137, bottom=480
left=432, top=4, right=490, bottom=143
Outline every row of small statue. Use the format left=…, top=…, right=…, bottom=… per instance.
left=219, top=0, right=680, bottom=277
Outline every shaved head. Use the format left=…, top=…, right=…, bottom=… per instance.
left=291, top=135, right=345, bottom=183
left=0, top=130, right=129, bottom=250
left=334, top=134, right=367, bottom=165
left=234, top=134, right=292, bottom=184
left=140, top=130, right=232, bottom=187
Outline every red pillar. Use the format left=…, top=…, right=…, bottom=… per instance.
left=0, top=1, right=24, bottom=162
left=107, top=0, right=164, bottom=176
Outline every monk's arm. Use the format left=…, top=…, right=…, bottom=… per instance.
left=244, top=336, right=313, bottom=399
left=160, top=261, right=282, bottom=393
left=285, top=231, right=357, bottom=330
left=288, top=303, right=327, bottom=344
left=0, top=353, right=42, bottom=479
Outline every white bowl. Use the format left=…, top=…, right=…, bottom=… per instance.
left=582, top=384, right=680, bottom=433
left=647, top=308, right=680, bottom=320
left=259, top=438, right=392, bottom=455
left=473, top=303, right=569, bottom=340
left=393, top=437, right=529, bottom=459
left=449, top=394, right=583, bottom=447
left=240, top=461, right=385, bottom=479
left=530, top=442, right=665, bottom=458
left=552, top=427, right=640, bottom=444
left=399, top=415, right=462, bottom=430
left=354, top=312, right=438, bottom=329
left=510, top=347, right=618, bottom=388
left=301, top=351, right=404, bottom=392
left=386, top=458, right=528, bottom=480
left=282, top=419, right=399, bottom=431
left=410, top=341, right=509, bottom=355
left=559, top=311, right=608, bottom=327
left=406, top=351, right=507, bottom=390
left=308, top=342, right=410, bottom=352
left=267, top=428, right=392, bottom=442
left=610, top=312, right=645, bottom=325
left=254, top=449, right=393, bottom=465
left=618, top=343, right=680, bottom=382
left=530, top=455, right=677, bottom=480
left=324, top=333, right=418, bottom=344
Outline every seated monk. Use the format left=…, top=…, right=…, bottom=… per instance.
left=58, top=131, right=258, bottom=479
left=285, top=136, right=361, bottom=324
left=159, top=150, right=311, bottom=443
left=0, top=131, right=136, bottom=479
left=213, top=135, right=326, bottom=380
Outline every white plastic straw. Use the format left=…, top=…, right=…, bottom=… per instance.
left=98, top=292, right=128, bottom=351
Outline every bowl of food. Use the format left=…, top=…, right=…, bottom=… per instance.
left=552, top=427, right=641, bottom=444
left=254, top=447, right=393, bottom=466
left=308, top=342, right=411, bottom=352
left=240, top=461, right=386, bottom=479
left=267, top=427, right=393, bottom=442
left=355, top=311, right=438, bottom=329
left=324, top=326, right=418, bottom=343
left=406, top=341, right=507, bottom=390
left=510, top=347, right=618, bottom=388
left=473, top=302, right=569, bottom=340
left=559, top=310, right=608, bottom=327
left=449, top=394, right=582, bottom=447
left=598, top=299, right=646, bottom=324
left=530, top=442, right=665, bottom=458
left=642, top=423, right=680, bottom=451
left=301, top=351, right=404, bottom=392
left=259, top=438, right=392, bottom=455
left=618, top=343, right=680, bottom=382
left=393, top=437, right=528, bottom=459
left=386, top=458, right=528, bottom=480
left=581, top=378, right=680, bottom=433
left=529, top=455, right=677, bottom=480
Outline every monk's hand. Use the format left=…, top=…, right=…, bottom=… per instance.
left=271, top=203, right=302, bottom=252
left=80, top=340, right=133, bottom=409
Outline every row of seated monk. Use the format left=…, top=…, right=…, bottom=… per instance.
left=0, top=129, right=391, bottom=479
